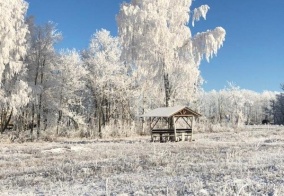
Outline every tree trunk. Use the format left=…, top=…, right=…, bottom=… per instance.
left=37, top=94, right=42, bottom=139
left=31, top=104, right=35, bottom=137
left=56, top=84, right=63, bottom=135
left=0, top=109, right=13, bottom=134
left=37, top=59, right=45, bottom=138
left=56, top=110, right=62, bottom=135
left=164, top=73, right=171, bottom=107
left=98, top=109, right=102, bottom=138
left=218, top=103, right=222, bottom=123
left=43, top=107, right=48, bottom=132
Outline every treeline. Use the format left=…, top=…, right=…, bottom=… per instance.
left=196, top=84, right=277, bottom=126
left=11, top=22, right=136, bottom=138
left=0, top=0, right=282, bottom=141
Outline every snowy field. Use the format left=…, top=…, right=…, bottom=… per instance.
left=1, top=127, right=284, bottom=195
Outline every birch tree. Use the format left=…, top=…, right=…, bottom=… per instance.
left=25, top=19, right=61, bottom=137
left=117, top=0, right=226, bottom=107
left=0, top=0, right=31, bottom=133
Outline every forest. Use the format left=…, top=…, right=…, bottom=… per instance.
left=0, top=0, right=283, bottom=142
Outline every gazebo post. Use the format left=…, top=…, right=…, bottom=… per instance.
left=149, top=117, right=153, bottom=141
left=191, top=116, right=194, bottom=142
left=173, top=116, right=177, bottom=141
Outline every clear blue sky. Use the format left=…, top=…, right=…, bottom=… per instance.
left=26, top=0, right=284, bottom=93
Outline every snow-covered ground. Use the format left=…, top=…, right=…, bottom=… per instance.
left=1, top=127, right=284, bottom=195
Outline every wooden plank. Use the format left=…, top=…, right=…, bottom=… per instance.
left=151, top=129, right=192, bottom=133
left=173, top=115, right=194, bottom=117
left=152, top=129, right=174, bottom=135
left=174, top=116, right=180, bottom=123
left=191, top=117, right=194, bottom=142
left=176, top=129, right=192, bottom=133
left=180, top=116, right=192, bottom=128
left=173, top=116, right=177, bottom=142
left=150, top=117, right=161, bottom=131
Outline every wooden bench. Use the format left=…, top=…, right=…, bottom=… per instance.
left=0, top=123, right=14, bottom=130
left=151, top=128, right=192, bottom=142
left=7, top=124, right=13, bottom=130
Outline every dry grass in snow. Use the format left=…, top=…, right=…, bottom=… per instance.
left=1, top=127, right=284, bottom=195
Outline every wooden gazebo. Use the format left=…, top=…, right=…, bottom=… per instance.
left=140, top=106, right=201, bottom=142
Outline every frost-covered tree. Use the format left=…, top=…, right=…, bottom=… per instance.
left=0, top=0, right=31, bottom=133
left=197, top=89, right=227, bottom=124
left=82, top=29, right=131, bottom=137
left=224, top=84, right=248, bottom=126
left=55, top=49, right=88, bottom=134
left=198, top=84, right=276, bottom=126
left=117, top=0, right=226, bottom=107
left=25, top=19, right=61, bottom=137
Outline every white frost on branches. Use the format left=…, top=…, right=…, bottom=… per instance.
left=197, top=83, right=277, bottom=126
left=117, top=0, right=226, bottom=107
left=0, top=0, right=30, bottom=114
left=86, top=29, right=128, bottom=92
left=192, top=5, right=210, bottom=27
left=0, top=0, right=28, bottom=81
left=192, top=27, right=226, bottom=62
left=56, top=49, right=88, bottom=128
left=10, top=80, right=31, bottom=111
left=83, top=29, right=131, bottom=122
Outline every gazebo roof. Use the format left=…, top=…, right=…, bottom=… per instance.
left=140, top=106, right=201, bottom=118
